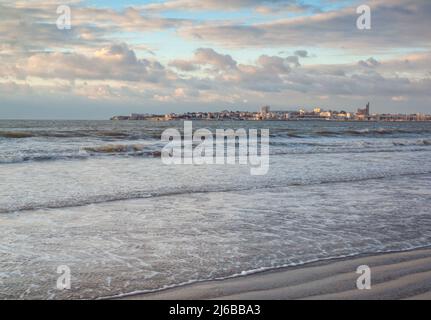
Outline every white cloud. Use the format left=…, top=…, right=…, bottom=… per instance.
left=15, top=44, right=169, bottom=83
left=141, top=0, right=306, bottom=12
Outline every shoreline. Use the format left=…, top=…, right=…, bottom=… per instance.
left=115, top=247, right=431, bottom=300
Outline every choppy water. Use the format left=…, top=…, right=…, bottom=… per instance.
left=1, top=120, right=431, bottom=299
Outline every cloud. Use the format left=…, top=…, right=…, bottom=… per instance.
left=358, top=57, right=381, bottom=68
left=169, top=48, right=237, bottom=72
left=0, top=1, right=191, bottom=55
left=167, top=49, right=302, bottom=93
left=294, top=50, right=309, bottom=58
left=194, top=48, right=237, bottom=69
left=15, top=43, right=169, bottom=83
left=141, top=0, right=307, bottom=12
left=392, top=96, right=408, bottom=102
left=178, top=0, right=431, bottom=52
left=257, top=55, right=297, bottom=72
left=167, top=48, right=431, bottom=100
left=1, top=0, right=430, bottom=114
left=169, top=59, right=200, bottom=72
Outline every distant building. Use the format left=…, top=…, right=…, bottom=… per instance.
left=110, top=103, right=431, bottom=122
left=110, top=115, right=129, bottom=120
left=130, top=113, right=151, bottom=120
left=319, top=111, right=332, bottom=118
left=356, top=102, right=371, bottom=120
left=336, top=111, right=352, bottom=119
left=260, top=106, right=270, bottom=114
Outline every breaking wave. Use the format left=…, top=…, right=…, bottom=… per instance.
left=2, top=126, right=431, bottom=141
left=313, top=128, right=431, bottom=137
left=0, top=130, right=161, bottom=140
left=393, top=139, right=431, bottom=146
left=0, top=144, right=162, bottom=164
left=1, top=170, right=430, bottom=214
left=0, top=131, right=35, bottom=139
left=1, top=138, right=431, bottom=164
left=83, top=144, right=146, bottom=154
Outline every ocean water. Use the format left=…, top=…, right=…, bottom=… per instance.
left=1, top=120, right=431, bottom=299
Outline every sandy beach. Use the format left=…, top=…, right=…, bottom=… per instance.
left=119, top=247, right=431, bottom=300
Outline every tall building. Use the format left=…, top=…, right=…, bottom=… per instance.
left=356, top=102, right=371, bottom=120
left=260, top=106, right=270, bottom=114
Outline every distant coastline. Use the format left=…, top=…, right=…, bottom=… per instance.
left=110, top=117, right=431, bottom=123
left=111, top=104, right=431, bottom=122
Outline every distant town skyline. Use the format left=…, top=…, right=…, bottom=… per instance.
left=1, top=0, right=431, bottom=119
left=111, top=104, right=431, bottom=122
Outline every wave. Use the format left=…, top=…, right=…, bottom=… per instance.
left=83, top=144, right=146, bottom=154
left=270, top=134, right=304, bottom=138
left=0, top=130, right=86, bottom=139
left=1, top=140, right=430, bottom=164
left=0, top=144, right=162, bottom=164
left=393, top=139, right=431, bottom=146
left=0, top=131, right=35, bottom=138
left=270, top=147, right=429, bottom=156
left=0, top=154, right=90, bottom=163
left=82, top=144, right=162, bottom=158
left=2, top=171, right=430, bottom=214
left=420, top=139, right=431, bottom=145
left=314, top=128, right=431, bottom=137
left=263, top=127, right=431, bottom=139
left=2, top=126, right=431, bottom=141
left=0, top=130, right=161, bottom=140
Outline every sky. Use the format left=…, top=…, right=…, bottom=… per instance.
left=0, top=0, right=430, bottom=119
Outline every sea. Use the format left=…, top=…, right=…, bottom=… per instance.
left=1, top=119, right=431, bottom=299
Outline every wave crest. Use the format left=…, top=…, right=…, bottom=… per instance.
left=0, top=131, right=34, bottom=138
left=83, top=144, right=145, bottom=154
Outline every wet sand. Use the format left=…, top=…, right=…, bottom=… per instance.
left=119, top=247, right=431, bottom=300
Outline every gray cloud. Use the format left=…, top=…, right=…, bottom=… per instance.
left=294, top=50, right=309, bottom=58
left=358, top=57, right=381, bottom=68
left=169, top=48, right=237, bottom=72
left=178, top=0, right=431, bottom=52
left=141, top=0, right=309, bottom=12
